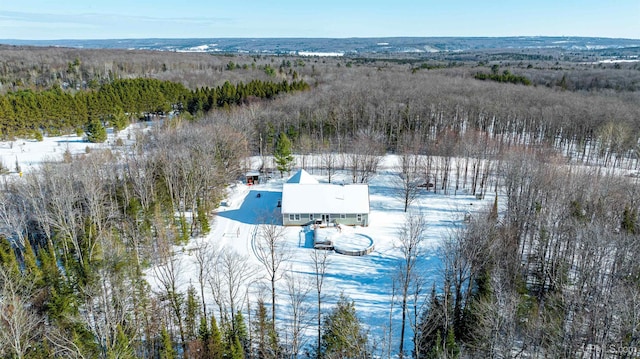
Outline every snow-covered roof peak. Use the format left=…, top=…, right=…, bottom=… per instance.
left=286, top=169, right=319, bottom=184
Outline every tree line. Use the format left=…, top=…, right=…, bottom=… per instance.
left=0, top=77, right=308, bottom=139
left=248, top=66, right=639, bottom=171
left=473, top=69, right=532, bottom=86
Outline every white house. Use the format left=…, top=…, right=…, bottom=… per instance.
left=281, top=169, right=370, bottom=226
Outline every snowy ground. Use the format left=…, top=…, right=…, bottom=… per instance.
left=172, top=161, right=495, bottom=353
left=0, top=123, right=150, bottom=175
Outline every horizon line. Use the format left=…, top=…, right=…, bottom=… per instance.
left=2, top=35, right=640, bottom=42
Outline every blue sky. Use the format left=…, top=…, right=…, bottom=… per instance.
left=1, top=0, right=638, bottom=40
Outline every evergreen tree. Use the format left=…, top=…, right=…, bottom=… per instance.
left=0, top=96, right=15, bottom=138
left=110, top=107, right=129, bottom=132
left=233, top=311, right=249, bottom=355
left=0, top=236, right=19, bottom=278
left=85, top=118, right=107, bottom=143
left=223, top=312, right=249, bottom=359
left=230, top=335, right=245, bottom=359
left=22, top=240, right=43, bottom=286
left=196, top=198, right=210, bottom=235
left=445, top=327, right=460, bottom=358
left=208, top=315, right=224, bottom=359
left=198, top=316, right=210, bottom=344
left=430, top=330, right=443, bottom=359
left=415, top=286, right=447, bottom=359
left=185, top=284, right=201, bottom=340
left=274, top=132, right=295, bottom=177
left=107, top=324, right=136, bottom=359
left=160, top=326, right=176, bottom=359
left=321, top=293, right=369, bottom=359
left=179, top=214, right=190, bottom=243
left=253, top=299, right=279, bottom=359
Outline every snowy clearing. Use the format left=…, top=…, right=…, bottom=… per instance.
left=159, top=162, right=496, bottom=351
left=0, top=123, right=150, bottom=175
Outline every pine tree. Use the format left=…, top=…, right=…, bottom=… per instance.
left=185, top=284, right=201, bottom=340
left=230, top=335, right=245, bottom=359
left=430, top=330, right=443, bottom=358
left=233, top=311, right=249, bottom=355
left=160, top=326, right=176, bottom=359
left=415, top=286, right=447, bottom=359
left=274, top=132, right=295, bottom=177
left=107, top=324, right=136, bottom=359
left=110, top=107, right=129, bottom=132
left=179, top=214, right=190, bottom=243
left=224, top=312, right=248, bottom=359
left=445, top=327, right=460, bottom=358
left=196, top=198, right=210, bottom=235
left=0, top=236, right=19, bottom=278
left=321, top=293, right=369, bottom=359
left=208, top=315, right=224, bottom=359
left=199, top=316, right=210, bottom=343
left=22, top=240, right=43, bottom=286
left=253, top=299, right=279, bottom=359
left=196, top=317, right=211, bottom=359
left=85, top=118, right=107, bottom=143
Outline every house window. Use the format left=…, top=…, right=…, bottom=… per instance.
left=340, top=214, right=346, bottom=219
left=289, top=214, right=295, bottom=221
left=309, top=214, right=314, bottom=221
left=294, top=214, right=300, bottom=221
left=357, top=214, right=362, bottom=222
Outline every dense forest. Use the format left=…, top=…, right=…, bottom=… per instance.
left=0, top=45, right=639, bottom=358
left=0, top=75, right=307, bottom=139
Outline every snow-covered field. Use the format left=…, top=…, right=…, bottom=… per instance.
left=0, top=124, right=149, bottom=175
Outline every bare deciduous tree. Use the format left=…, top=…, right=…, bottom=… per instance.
left=284, top=273, right=312, bottom=359
left=395, top=153, right=424, bottom=212
left=192, top=239, right=219, bottom=323
left=396, top=213, right=427, bottom=358
left=0, top=267, right=42, bottom=359
left=254, top=222, right=289, bottom=330
left=321, top=150, right=338, bottom=183
left=218, top=247, right=256, bottom=329
left=348, top=130, right=384, bottom=183
left=153, top=226, right=187, bottom=354
left=310, top=248, right=330, bottom=358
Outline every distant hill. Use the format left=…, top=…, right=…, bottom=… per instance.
left=2, top=37, right=640, bottom=56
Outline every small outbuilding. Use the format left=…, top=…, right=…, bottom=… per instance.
left=281, top=169, right=370, bottom=226
left=245, top=171, right=260, bottom=185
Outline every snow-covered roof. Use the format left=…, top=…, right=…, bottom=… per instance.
left=286, top=169, right=319, bottom=184
left=281, top=183, right=369, bottom=214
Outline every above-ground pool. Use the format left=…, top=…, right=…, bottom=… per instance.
left=313, top=225, right=375, bottom=256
